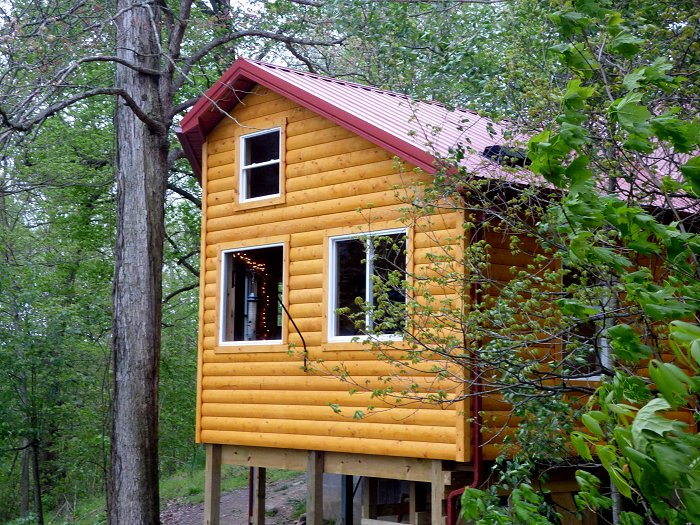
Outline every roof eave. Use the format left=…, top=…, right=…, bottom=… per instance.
left=176, top=58, right=438, bottom=180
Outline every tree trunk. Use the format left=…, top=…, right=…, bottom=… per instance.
left=20, top=443, right=29, bottom=517
left=109, top=1, right=167, bottom=523
left=31, top=442, right=44, bottom=525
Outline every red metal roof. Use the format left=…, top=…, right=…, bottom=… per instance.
left=176, top=58, right=506, bottom=179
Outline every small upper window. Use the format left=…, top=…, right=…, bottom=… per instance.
left=329, top=229, right=407, bottom=340
left=220, top=244, right=284, bottom=345
left=240, top=128, right=281, bottom=202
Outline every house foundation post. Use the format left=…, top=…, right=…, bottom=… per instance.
left=409, top=481, right=428, bottom=525
left=204, top=444, right=222, bottom=525
left=341, top=474, right=354, bottom=525
left=361, top=476, right=378, bottom=520
left=431, top=460, right=446, bottom=525
left=307, top=451, right=325, bottom=525
left=252, top=467, right=266, bottom=525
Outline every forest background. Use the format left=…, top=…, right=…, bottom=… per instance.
left=0, top=0, right=698, bottom=524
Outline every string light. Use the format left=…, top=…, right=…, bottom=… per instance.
left=231, top=251, right=271, bottom=339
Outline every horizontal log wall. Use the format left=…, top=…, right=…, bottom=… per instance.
left=198, top=86, right=461, bottom=461
left=477, top=229, right=555, bottom=460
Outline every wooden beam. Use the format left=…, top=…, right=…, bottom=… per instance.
left=324, top=452, right=436, bottom=482
left=204, top=444, right=222, bottom=525
left=431, top=460, right=446, bottom=525
left=221, top=444, right=307, bottom=471
left=307, top=451, right=324, bottom=525
left=252, top=467, right=266, bottom=525
left=220, top=445, right=438, bottom=482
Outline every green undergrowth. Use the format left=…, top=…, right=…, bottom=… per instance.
left=40, top=463, right=301, bottom=525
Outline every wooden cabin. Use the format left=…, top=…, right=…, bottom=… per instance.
left=177, top=58, right=591, bottom=525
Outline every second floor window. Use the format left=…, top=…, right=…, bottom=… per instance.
left=240, top=128, right=281, bottom=201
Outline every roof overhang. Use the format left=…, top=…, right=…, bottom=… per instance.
left=176, top=58, right=437, bottom=181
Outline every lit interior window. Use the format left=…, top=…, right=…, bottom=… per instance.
left=220, top=245, right=283, bottom=343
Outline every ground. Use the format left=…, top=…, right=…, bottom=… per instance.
left=160, top=474, right=307, bottom=525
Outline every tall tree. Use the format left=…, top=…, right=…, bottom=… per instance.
left=0, top=0, right=337, bottom=521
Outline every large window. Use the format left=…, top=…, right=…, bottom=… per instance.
left=220, top=244, right=284, bottom=344
left=239, top=128, right=281, bottom=202
left=329, top=229, right=407, bottom=340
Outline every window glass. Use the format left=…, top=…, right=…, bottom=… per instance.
left=221, top=245, right=283, bottom=344
left=331, top=231, right=406, bottom=338
left=335, top=238, right=366, bottom=336
left=240, top=129, right=280, bottom=201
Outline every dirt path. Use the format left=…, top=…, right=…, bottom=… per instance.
left=161, top=474, right=307, bottom=525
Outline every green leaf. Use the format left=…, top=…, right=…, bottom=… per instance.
left=610, top=93, right=651, bottom=132
left=621, top=446, right=655, bottom=470
left=608, top=31, right=643, bottom=58
left=609, top=467, right=633, bottom=499
left=649, top=360, right=690, bottom=408
left=619, top=512, right=644, bottom=525
left=652, top=443, right=690, bottom=482
left=680, top=156, right=700, bottom=195
left=680, top=488, right=700, bottom=524
left=642, top=301, right=697, bottom=321
left=572, top=431, right=594, bottom=460
left=563, top=79, right=595, bottom=110
left=650, top=115, right=699, bottom=153
left=605, top=324, right=651, bottom=362
left=622, top=69, right=646, bottom=91
left=582, top=413, right=603, bottom=436
left=631, top=398, right=684, bottom=445
left=549, top=42, right=598, bottom=78
left=557, top=298, right=597, bottom=317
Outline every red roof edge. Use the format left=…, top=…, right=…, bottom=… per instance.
left=176, top=58, right=437, bottom=180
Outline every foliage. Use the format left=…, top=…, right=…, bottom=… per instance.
left=306, top=1, right=700, bottom=524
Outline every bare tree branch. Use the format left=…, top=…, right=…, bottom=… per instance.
left=166, top=181, right=201, bottom=208
left=285, top=41, right=318, bottom=73
left=171, top=97, right=200, bottom=118
left=1, top=87, right=166, bottom=137
left=174, top=30, right=343, bottom=93
left=164, top=282, right=198, bottom=303
left=74, top=56, right=162, bottom=76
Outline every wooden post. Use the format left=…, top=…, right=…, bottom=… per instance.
left=341, top=474, right=354, bottom=525
left=307, top=451, right=324, bottom=525
left=431, top=460, right=445, bottom=525
left=252, top=467, right=266, bottom=525
left=204, top=444, right=222, bottom=525
left=362, top=477, right=378, bottom=519
left=410, top=481, right=428, bottom=525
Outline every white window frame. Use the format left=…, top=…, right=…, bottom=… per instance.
left=328, top=228, right=407, bottom=343
left=219, top=242, right=284, bottom=346
left=239, top=127, right=281, bottom=203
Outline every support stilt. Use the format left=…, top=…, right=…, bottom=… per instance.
left=252, top=467, right=266, bottom=525
left=307, top=451, right=324, bottom=525
left=361, top=477, right=378, bottom=520
left=204, top=444, right=222, bottom=525
left=341, top=474, right=354, bottom=525
left=431, top=461, right=445, bottom=525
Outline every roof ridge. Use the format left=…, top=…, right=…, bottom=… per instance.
left=246, top=58, right=480, bottom=117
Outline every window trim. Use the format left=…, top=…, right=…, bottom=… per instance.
left=216, top=238, right=288, bottom=352
left=327, top=227, right=408, bottom=344
left=232, top=117, right=287, bottom=211
left=239, top=127, right=282, bottom=203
